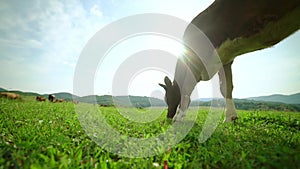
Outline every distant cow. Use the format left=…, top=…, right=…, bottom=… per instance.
left=36, top=96, right=46, bottom=102
left=55, top=98, right=64, bottom=103
left=0, top=92, right=20, bottom=99
left=48, top=94, right=55, bottom=102
left=73, top=100, right=79, bottom=104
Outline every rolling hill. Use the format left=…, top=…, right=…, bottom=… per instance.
left=248, top=93, right=300, bottom=104
left=1, top=86, right=300, bottom=111
left=43, top=92, right=79, bottom=101
left=0, top=87, right=7, bottom=92
left=76, top=95, right=166, bottom=107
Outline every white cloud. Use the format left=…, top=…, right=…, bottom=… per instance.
left=1, top=0, right=216, bottom=94
left=90, top=4, right=103, bottom=18
left=0, top=0, right=106, bottom=93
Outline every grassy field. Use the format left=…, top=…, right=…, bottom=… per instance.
left=0, top=98, right=299, bottom=169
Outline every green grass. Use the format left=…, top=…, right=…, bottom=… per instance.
left=0, top=98, right=299, bottom=168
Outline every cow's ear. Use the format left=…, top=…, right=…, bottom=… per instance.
left=173, top=80, right=178, bottom=87
left=159, top=83, right=167, bottom=90
left=164, top=76, right=172, bottom=87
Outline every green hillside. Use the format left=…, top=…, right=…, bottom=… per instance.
left=1, top=87, right=300, bottom=111
left=77, top=95, right=166, bottom=107
left=248, top=93, right=300, bottom=104
left=191, top=99, right=300, bottom=112
left=0, top=87, right=7, bottom=92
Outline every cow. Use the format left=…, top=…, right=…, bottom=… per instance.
left=0, top=92, right=20, bottom=99
left=55, top=98, right=64, bottom=103
left=36, top=96, right=46, bottom=102
left=48, top=94, right=55, bottom=102
left=100, top=104, right=108, bottom=107
left=73, top=100, right=79, bottom=104
left=160, top=0, right=300, bottom=122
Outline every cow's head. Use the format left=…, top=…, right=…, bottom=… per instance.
left=159, top=76, right=181, bottom=118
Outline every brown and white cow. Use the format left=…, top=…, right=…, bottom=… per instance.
left=55, top=98, right=64, bottom=103
left=0, top=92, right=20, bottom=99
left=36, top=96, right=46, bottom=102
left=160, top=0, right=300, bottom=122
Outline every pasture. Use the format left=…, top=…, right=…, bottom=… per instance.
left=0, top=98, right=299, bottom=169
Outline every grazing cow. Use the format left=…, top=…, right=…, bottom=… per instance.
left=55, top=98, right=64, bottom=103
left=73, top=100, right=79, bottom=104
left=48, top=94, right=55, bottom=102
left=36, top=96, right=46, bottom=102
left=0, top=92, right=20, bottom=99
left=160, top=0, right=300, bottom=122
left=100, top=104, right=108, bottom=107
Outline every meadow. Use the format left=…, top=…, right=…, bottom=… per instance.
left=0, top=97, right=299, bottom=169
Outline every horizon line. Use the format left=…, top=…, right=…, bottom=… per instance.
left=1, top=86, right=299, bottom=99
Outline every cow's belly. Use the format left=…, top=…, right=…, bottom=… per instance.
left=217, top=5, right=300, bottom=65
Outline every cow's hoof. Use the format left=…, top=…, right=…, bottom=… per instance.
left=232, top=116, right=238, bottom=121
left=223, top=116, right=238, bottom=123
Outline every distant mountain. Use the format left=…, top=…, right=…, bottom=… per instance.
left=191, top=98, right=300, bottom=112
left=0, top=87, right=165, bottom=107
left=247, top=93, right=300, bottom=104
left=114, top=96, right=166, bottom=107
left=77, top=95, right=166, bottom=107
left=193, top=98, right=213, bottom=102
left=234, top=99, right=300, bottom=112
left=0, top=87, right=7, bottom=92
left=1, top=86, right=299, bottom=111
left=78, top=95, right=113, bottom=105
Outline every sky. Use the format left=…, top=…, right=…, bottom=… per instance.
left=0, top=0, right=299, bottom=99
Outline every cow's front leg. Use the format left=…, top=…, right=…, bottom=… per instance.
left=218, top=62, right=238, bottom=122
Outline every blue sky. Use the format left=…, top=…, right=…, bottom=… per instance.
left=0, top=0, right=299, bottom=99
